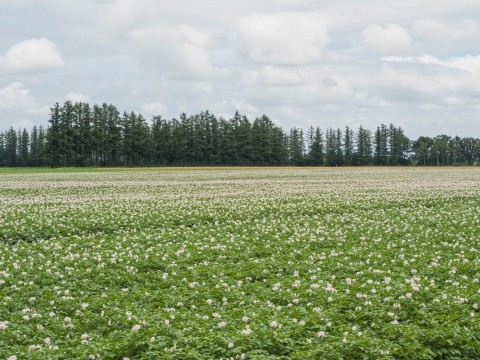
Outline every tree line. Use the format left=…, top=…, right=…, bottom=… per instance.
left=0, top=101, right=479, bottom=167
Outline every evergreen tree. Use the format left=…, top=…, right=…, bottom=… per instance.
left=271, top=126, right=288, bottom=166
left=92, top=104, right=108, bottom=166
left=152, top=115, right=168, bottom=165
left=207, top=112, right=220, bottom=165
left=29, top=126, right=39, bottom=166
left=237, top=114, right=253, bottom=165
left=45, top=103, right=62, bottom=167
left=335, top=128, right=344, bottom=166
left=60, top=101, right=76, bottom=166
left=105, top=104, right=121, bottom=166
left=252, top=115, right=274, bottom=165
left=289, top=127, right=305, bottom=165
left=325, top=128, right=337, bottom=166
left=38, top=126, right=46, bottom=166
left=306, top=126, right=315, bottom=157
left=167, top=118, right=186, bottom=165
left=17, top=100, right=479, bottom=168
left=343, top=126, right=354, bottom=166
left=388, top=124, right=411, bottom=165
left=355, top=126, right=372, bottom=166
left=5, top=127, right=17, bottom=167
left=121, top=111, right=152, bottom=166
left=0, top=131, right=6, bottom=166
left=19, top=128, right=30, bottom=166
left=202, top=111, right=217, bottom=165
left=308, top=127, right=324, bottom=166
left=82, top=102, right=94, bottom=166
left=374, top=124, right=389, bottom=165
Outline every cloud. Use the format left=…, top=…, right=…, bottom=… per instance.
left=240, top=63, right=353, bottom=106
left=239, top=12, right=328, bottom=65
left=257, top=66, right=303, bottom=86
left=126, top=24, right=225, bottom=80
left=249, top=79, right=353, bottom=107
left=363, top=24, right=415, bottom=56
left=362, top=18, right=480, bottom=57
left=372, top=55, right=480, bottom=104
left=10, top=119, right=35, bottom=130
left=354, top=92, right=393, bottom=108
left=382, top=55, right=444, bottom=66
left=190, top=82, right=213, bottom=96
left=3, top=0, right=480, bottom=138
left=130, top=88, right=141, bottom=97
left=102, top=0, right=158, bottom=37
left=0, top=82, right=49, bottom=114
left=0, top=38, right=65, bottom=74
left=231, top=99, right=257, bottom=114
left=142, top=101, right=167, bottom=117
left=448, top=55, right=480, bottom=75
left=382, top=54, right=480, bottom=78
left=65, top=92, right=90, bottom=103
left=412, top=18, right=480, bottom=53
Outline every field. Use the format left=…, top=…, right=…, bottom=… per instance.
left=0, top=167, right=479, bottom=359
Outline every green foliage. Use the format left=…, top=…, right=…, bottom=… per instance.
left=2, top=101, right=480, bottom=167
left=0, top=168, right=479, bottom=359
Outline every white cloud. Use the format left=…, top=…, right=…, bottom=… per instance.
left=65, top=92, right=90, bottom=103
left=412, top=18, right=480, bottom=53
left=278, top=105, right=297, bottom=118
left=58, top=0, right=227, bottom=81
left=102, top=0, right=157, bottom=37
left=371, top=54, right=480, bottom=105
left=354, top=92, right=393, bottom=108
left=11, top=119, right=35, bottom=130
left=239, top=12, right=328, bottom=65
left=256, top=80, right=353, bottom=106
left=257, top=66, right=303, bottom=86
left=447, top=55, right=480, bottom=75
left=190, top=82, right=213, bottom=96
left=2, top=0, right=480, bottom=137
left=130, top=88, right=141, bottom=97
left=382, top=54, right=480, bottom=78
left=322, top=0, right=480, bottom=34
left=363, top=24, right=415, bottom=56
left=382, top=55, right=443, bottom=66
left=443, top=96, right=464, bottom=106
left=126, top=24, right=224, bottom=80
left=0, top=38, right=65, bottom=74
left=231, top=99, right=257, bottom=115
left=142, top=102, right=167, bottom=117
left=0, top=82, right=49, bottom=114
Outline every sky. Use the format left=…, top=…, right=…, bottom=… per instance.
left=1, top=0, right=480, bottom=138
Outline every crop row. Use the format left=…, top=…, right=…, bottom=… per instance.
left=0, top=168, right=479, bottom=359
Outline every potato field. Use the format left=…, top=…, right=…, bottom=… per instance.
left=0, top=168, right=479, bottom=359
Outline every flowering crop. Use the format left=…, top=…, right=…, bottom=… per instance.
left=0, top=167, right=479, bottom=359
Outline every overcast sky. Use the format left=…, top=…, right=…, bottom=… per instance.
left=1, top=0, right=480, bottom=138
